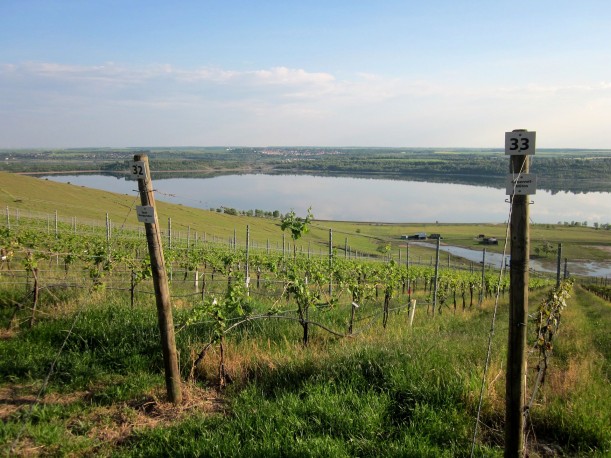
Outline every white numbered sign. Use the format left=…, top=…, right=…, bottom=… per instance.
left=505, top=131, right=536, bottom=155
left=131, top=161, right=147, bottom=179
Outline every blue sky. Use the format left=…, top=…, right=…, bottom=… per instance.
left=1, top=0, right=610, bottom=148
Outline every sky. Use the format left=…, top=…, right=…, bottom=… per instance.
left=1, top=0, right=610, bottom=149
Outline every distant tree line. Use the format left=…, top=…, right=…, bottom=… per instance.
left=3, top=147, right=610, bottom=194
left=214, top=207, right=282, bottom=219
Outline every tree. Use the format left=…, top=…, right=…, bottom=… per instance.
left=281, top=208, right=313, bottom=259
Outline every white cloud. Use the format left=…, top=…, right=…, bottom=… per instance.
left=1, top=61, right=610, bottom=148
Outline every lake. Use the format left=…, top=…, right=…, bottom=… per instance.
left=40, top=173, right=611, bottom=225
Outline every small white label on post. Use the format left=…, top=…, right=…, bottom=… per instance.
left=506, top=174, right=537, bottom=195
left=136, top=205, right=156, bottom=223
left=505, top=131, right=536, bottom=155
left=131, top=161, right=147, bottom=179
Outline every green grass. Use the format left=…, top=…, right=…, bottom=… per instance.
left=2, top=281, right=608, bottom=456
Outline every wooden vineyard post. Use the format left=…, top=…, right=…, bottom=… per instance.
left=106, top=213, right=110, bottom=244
left=328, top=229, right=333, bottom=296
left=505, top=129, right=535, bottom=457
left=408, top=299, right=416, bottom=328
left=432, top=237, right=440, bottom=315
left=556, top=243, right=562, bottom=288
left=167, top=218, right=172, bottom=249
left=29, top=267, right=39, bottom=328
left=479, top=248, right=486, bottom=307
left=349, top=301, right=357, bottom=335
left=245, top=225, right=250, bottom=296
left=282, top=233, right=286, bottom=259
left=406, top=243, right=411, bottom=302
left=133, top=154, right=182, bottom=404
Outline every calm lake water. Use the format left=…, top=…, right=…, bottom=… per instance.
left=41, top=173, right=611, bottom=225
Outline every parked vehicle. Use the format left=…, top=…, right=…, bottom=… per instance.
left=402, top=232, right=427, bottom=240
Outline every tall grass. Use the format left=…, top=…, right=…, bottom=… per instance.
left=0, top=284, right=609, bottom=456
left=525, top=285, right=611, bottom=454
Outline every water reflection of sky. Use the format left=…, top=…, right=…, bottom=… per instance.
left=41, top=174, right=611, bottom=224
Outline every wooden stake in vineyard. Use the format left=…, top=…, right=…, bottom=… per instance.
left=505, top=129, right=536, bottom=457
left=432, top=236, right=440, bottom=315
left=133, top=154, right=182, bottom=404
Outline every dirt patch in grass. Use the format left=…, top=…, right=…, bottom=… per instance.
left=2, top=383, right=226, bottom=456
left=0, top=327, right=16, bottom=340
left=87, top=384, right=226, bottom=445
left=0, top=385, right=86, bottom=419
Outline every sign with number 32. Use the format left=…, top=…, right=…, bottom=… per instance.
left=131, top=161, right=147, bottom=178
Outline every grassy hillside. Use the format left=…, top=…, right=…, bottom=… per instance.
left=0, top=171, right=379, bottom=256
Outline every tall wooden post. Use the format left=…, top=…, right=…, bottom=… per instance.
left=479, top=248, right=486, bottom=306
left=406, top=243, right=409, bottom=270
left=328, top=229, right=333, bottom=296
left=432, top=237, right=440, bottom=315
left=406, top=243, right=411, bottom=301
left=556, top=243, right=562, bottom=288
left=505, top=129, right=534, bottom=457
left=167, top=218, right=172, bottom=249
left=245, top=225, right=250, bottom=295
left=133, top=154, right=182, bottom=404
